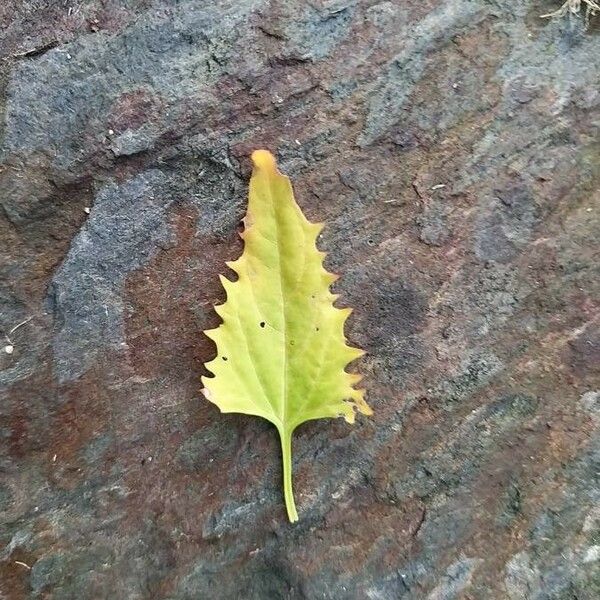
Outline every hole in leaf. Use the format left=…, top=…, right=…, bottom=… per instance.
left=260, top=321, right=265, bottom=328
left=222, top=356, right=228, bottom=361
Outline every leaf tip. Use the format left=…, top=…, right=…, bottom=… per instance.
left=251, top=149, right=278, bottom=173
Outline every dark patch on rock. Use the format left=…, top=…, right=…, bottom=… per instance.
left=497, top=479, right=523, bottom=527
left=360, top=277, right=428, bottom=343
left=569, top=325, right=600, bottom=377
left=0, top=483, right=13, bottom=512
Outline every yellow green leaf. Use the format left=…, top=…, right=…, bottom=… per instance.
left=201, top=149, right=372, bottom=522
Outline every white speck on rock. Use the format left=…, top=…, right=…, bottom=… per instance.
left=583, top=545, right=600, bottom=563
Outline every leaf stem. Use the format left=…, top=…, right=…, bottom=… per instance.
left=280, top=427, right=298, bottom=522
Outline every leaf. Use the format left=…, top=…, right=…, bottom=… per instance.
left=201, top=150, right=372, bottom=522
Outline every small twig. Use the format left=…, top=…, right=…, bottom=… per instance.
left=14, top=561, right=31, bottom=570
left=541, top=0, right=600, bottom=20
left=411, top=505, right=427, bottom=538
left=8, top=316, right=33, bottom=337
left=3, top=316, right=33, bottom=353
left=9, top=40, right=59, bottom=60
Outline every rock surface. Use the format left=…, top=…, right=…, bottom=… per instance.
left=1, top=1, right=599, bottom=598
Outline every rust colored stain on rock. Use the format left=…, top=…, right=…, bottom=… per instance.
left=109, top=88, right=163, bottom=134
left=123, top=204, right=237, bottom=380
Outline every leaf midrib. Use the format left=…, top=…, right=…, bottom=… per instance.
left=268, top=179, right=289, bottom=430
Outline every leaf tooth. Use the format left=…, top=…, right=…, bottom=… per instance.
left=218, top=274, right=235, bottom=295
left=353, top=391, right=372, bottom=416
left=203, top=328, right=219, bottom=341
left=324, top=271, right=339, bottom=285
left=242, top=214, right=256, bottom=230
left=347, top=345, right=366, bottom=359
left=342, top=405, right=356, bottom=424
left=228, top=256, right=249, bottom=278
left=214, top=304, right=227, bottom=318
left=348, top=386, right=363, bottom=400
left=341, top=344, right=365, bottom=365
left=201, top=364, right=216, bottom=378
left=337, top=306, right=353, bottom=322
left=347, top=372, right=363, bottom=385
left=342, top=388, right=371, bottom=418
left=311, top=222, right=324, bottom=237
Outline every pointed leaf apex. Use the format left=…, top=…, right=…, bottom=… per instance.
left=251, top=149, right=278, bottom=173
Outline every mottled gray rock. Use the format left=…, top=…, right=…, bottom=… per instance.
left=1, top=1, right=599, bottom=599
left=51, top=170, right=175, bottom=382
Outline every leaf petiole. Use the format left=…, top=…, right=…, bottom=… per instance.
left=279, top=426, right=298, bottom=523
